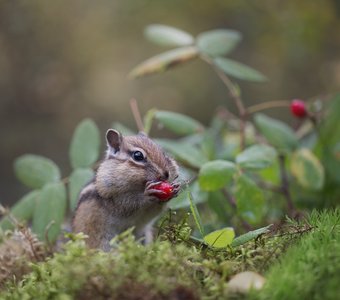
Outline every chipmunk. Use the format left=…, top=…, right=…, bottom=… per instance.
left=72, top=129, right=180, bottom=251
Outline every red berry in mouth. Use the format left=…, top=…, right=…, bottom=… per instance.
left=290, top=99, right=307, bottom=118
left=152, top=182, right=174, bottom=200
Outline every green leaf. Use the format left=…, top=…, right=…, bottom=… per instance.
left=291, top=148, right=325, bottom=190
left=188, top=190, right=204, bottom=236
left=258, top=160, right=281, bottom=185
left=69, top=119, right=100, bottom=169
left=214, top=57, right=267, bottom=82
left=0, top=190, right=40, bottom=230
left=32, top=182, right=67, bottom=242
left=231, top=224, right=273, bottom=247
left=235, top=174, right=265, bottom=225
left=199, top=160, right=236, bottom=191
left=207, top=191, right=232, bottom=223
left=14, top=155, right=61, bottom=189
left=145, top=24, right=194, bottom=47
left=236, top=144, right=277, bottom=170
left=154, top=110, right=204, bottom=136
left=168, top=181, right=208, bottom=210
left=196, top=29, right=242, bottom=57
left=69, top=168, right=94, bottom=211
left=254, top=113, right=298, bottom=153
left=129, top=46, right=199, bottom=78
left=314, top=95, right=340, bottom=183
left=204, top=227, right=235, bottom=248
left=156, top=139, right=208, bottom=169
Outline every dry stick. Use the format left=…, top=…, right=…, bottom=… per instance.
left=0, top=204, right=43, bottom=260
left=129, top=98, right=145, bottom=132
left=278, top=154, right=295, bottom=215
left=201, top=55, right=247, bottom=150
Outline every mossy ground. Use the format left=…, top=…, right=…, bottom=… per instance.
left=0, top=209, right=339, bottom=300
left=252, top=209, right=340, bottom=300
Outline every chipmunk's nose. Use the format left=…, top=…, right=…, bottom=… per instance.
left=158, top=170, right=169, bottom=181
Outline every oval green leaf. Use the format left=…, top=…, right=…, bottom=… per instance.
left=204, top=227, right=235, bottom=248
left=291, top=148, right=325, bottom=190
left=214, top=57, right=267, bottom=82
left=235, top=174, right=265, bottom=225
left=254, top=113, right=298, bottom=153
left=129, top=46, right=199, bottom=79
left=236, top=144, right=277, bottom=170
left=0, top=190, right=40, bottom=230
left=145, top=24, right=194, bottom=47
left=14, top=154, right=61, bottom=189
left=156, top=139, right=208, bottom=169
left=199, top=160, right=236, bottom=191
left=196, top=29, right=242, bottom=57
left=231, top=224, right=273, bottom=247
left=154, top=110, right=204, bottom=136
left=32, top=182, right=67, bottom=242
left=69, top=119, right=100, bottom=169
left=69, top=168, right=94, bottom=211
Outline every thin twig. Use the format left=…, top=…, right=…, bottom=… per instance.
left=278, top=154, right=295, bottom=215
left=247, top=100, right=290, bottom=114
left=201, top=55, right=247, bottom=150
left=222, top=188, right=236, bottom=208
left=129, top=98, right=144, bottom=132
left=44, top=220, right=56, bottom=253
left=255, top=180, right=282, bottom=193
left=222, top=188, right=252, bottom=231
left=216, top=106, right=239, bottom=121
left=0, top=204, right=19, bottom=226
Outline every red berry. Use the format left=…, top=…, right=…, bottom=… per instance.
left=153, top=182, right=174, bottom=200
left=290, top=99, right=307, bottom=118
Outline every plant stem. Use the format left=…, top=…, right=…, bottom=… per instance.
left=247, top=100, right=290, bottom=114
left=256, top=180, right=282, bottom=193
left=222, top=188, right=252, bottom=231
left=201, top=55, right=247, bottom=150
left=278, top=154, right=295, bottom=215
left=129, top=98, right=145, bottom=132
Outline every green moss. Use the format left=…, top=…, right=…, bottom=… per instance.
left=1, top=232, right=206, bottom=299
left=1, top=210, right=339, bottom=299
left=253, top=209, right=340, bottom=300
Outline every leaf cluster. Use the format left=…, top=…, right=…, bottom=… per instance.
left=0, top=119, right=98, bottom=243
left=126, top=24, right=340, bottom=248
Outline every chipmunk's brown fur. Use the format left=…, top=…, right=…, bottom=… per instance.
left=72, top=129, right=179, bottom=251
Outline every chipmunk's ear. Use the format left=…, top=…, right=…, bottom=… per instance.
left=106, top=129, right=123, bottom=154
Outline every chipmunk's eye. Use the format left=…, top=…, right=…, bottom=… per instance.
left=132, top=151, right=145, bottom=162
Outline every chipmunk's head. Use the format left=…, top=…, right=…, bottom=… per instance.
left=96, top=129, right=179, bottom=200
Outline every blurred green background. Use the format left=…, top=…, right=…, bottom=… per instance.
left=1, top=0, right=339, bottom=205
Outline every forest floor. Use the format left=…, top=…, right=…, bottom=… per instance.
left=0, top=208, right=339, bottom=300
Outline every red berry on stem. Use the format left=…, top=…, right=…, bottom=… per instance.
left=290, top=99, right=307, bottom=118
left=152, top=182, right=174, bottom=200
